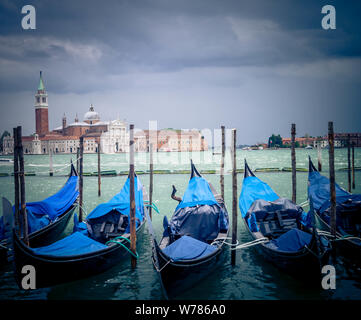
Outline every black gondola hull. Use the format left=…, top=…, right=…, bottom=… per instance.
left=308, top=157, right=361, bottom=264
left=13, top=220, right=145, bottom=289
left=313, top=210, right=361, bottom=264
left=28, top=205, right=76, bottom=248
left=1, top=204, right=76, bottom=267
left=0, top=247, right=6, bottom=266
left=155, top=244, right=226, bottom=298
left=242, top=218, right=329, bottom=279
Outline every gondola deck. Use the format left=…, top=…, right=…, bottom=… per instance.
left=239, top=160, right=331, bottom=278
left=308, top=157, right=361, bottom=263
left=0, top=163, right=79, bottom=266
left=148, top=162, right=230, bottom=298
left=13, top=175, right=148, bottom=289
left=13, top=220, right=146, bottom=288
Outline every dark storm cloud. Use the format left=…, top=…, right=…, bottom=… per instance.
left=0, top=0, right=360, bottom=141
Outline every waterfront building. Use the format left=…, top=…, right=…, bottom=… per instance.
left=134, top=129, right=208, bottom=152
left=100, top=119, right=129, bottom=153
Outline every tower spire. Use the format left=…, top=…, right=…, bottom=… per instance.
left=38, top=70, right=45, bottom=91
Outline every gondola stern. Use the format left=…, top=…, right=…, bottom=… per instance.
left=308, top=156, right=317, bottom=173
left=190, top=159, right=202, bottom=179
left=70, top=160, right=78, bottom=177
left=244, top=159, right=255, bottom=178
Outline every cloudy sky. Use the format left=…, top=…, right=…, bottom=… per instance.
left=0, top=0, right=360, bottom=144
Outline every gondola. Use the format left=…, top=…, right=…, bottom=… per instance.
left=148, top=161, right=229, bottom=298
left=239, top=160, right=331, bottom=278
left=13, top=174, right=147, bottom=289
left=308, top=157, right=361, bottom=262
left=0, top=163, right=79, bottom=265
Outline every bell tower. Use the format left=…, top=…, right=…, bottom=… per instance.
left=62, top=113, right=67, bottom=135
left=34, top=71, right=49, bottom=136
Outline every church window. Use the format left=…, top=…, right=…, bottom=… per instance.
left=37, top=97, right=40, bottom=103
left=42, top=97, right=46, bottom=103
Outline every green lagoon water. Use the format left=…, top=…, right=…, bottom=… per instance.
left=0, top=148, right=360, bottom=300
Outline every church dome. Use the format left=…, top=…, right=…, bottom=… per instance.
left=84, top=104, right=100, bottom=122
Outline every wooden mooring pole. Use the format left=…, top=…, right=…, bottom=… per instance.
left=347, top=134, right=351, bottom=193
left=317, top=140, right=322, bottom=172
left=352, top=142, right=355, bottom=190
left=49, top=147, right=54, bottom=176
left=220, top=125, right=225, bottom=201
left=231, top=128, right=237, bottom=266
left=79, top=136, right=84, bottom=222
left=17, top=126, right=29, bottom=245
left=76, top=147, right=80, bottom=175
left=291, top=123, right=296, bottom=203
left=328, top=122, right=336, bottom=239
left=97, top=143, right=101, bottom=197
left=129, top=124, right=137, bottom=268
left=13, top=128, right=20, bottom=236
left=149, top=143, right=153, bottom=220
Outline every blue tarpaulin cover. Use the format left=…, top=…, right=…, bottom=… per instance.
left=308, top=170, right=361, bottom=213
left=86, top=176, right=145, bottom=231
left=167, top=176, right=228, bottom=242
left=30, top=231, right=107, bottom=257
left=29, top=177, right=145, bottom=258
left=0, top=174, right=78, bottom=240
left=176, top=176, right=218, bottom=210
left=162, top=235, right=217, bottom=261
left=25, top=175, right=79, bottom=222
left=239, top=172, right=314, bottom=252
left=239, top=176, right=279, bottom=218
left=265, top=229, right=312, bottom=252
left=73, top=213, right=88, bottom=235
left=308, top=169, right=361, bottom=228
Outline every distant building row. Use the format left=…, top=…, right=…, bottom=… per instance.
left=2, top=72, right=208, bottom=155
left=282, top=133, right=361, bottom=148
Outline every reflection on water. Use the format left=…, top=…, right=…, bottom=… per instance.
left=0, top=149, right=360, bottom=300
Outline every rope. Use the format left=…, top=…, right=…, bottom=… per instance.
left=105, top=236, right=139, bottom=259
left=0, top=242, right=10, bottom=251
left=152, top=256, right=172, bottom=273
left=210, top=236, right=239, bottom=247
left=144, top=203, right=160, bottom=214
left=230, top=237, right=269, bottom=250
left=316, top=230, right=361, bottom=242
left=304, top=244, right=320, bottom=259
left=76, top=203, right=89, bottom=217
left=298, top=200, right=309, bottom=208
